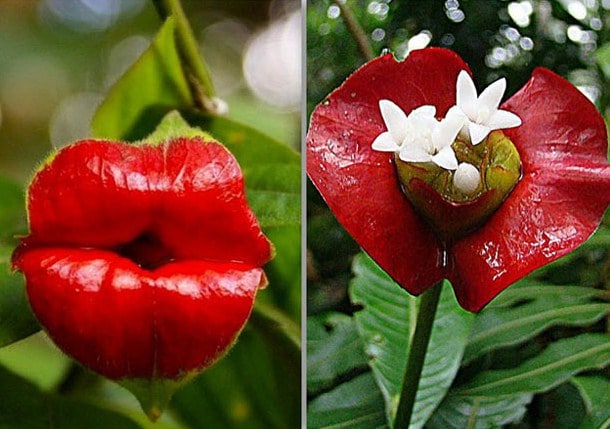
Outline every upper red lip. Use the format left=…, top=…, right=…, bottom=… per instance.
left=13, top=137, right=273, bottom=379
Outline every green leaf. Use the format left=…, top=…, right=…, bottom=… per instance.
left=456, top=333, right=610, bottom=396
left=308, top=373, right=389, bottom=429
left=349, top=253, right=475, bottom=428
left=0, top=364, right=143, bottom=429
left=92, top=17, right=193, bottom=141
left=171, top=321, right=300, bottom=429
left=307, top=312, right=369, bottom=395
left=572, top=376, right=610, bottom=429
left=0, top=247, right=39, bottom=347
left=426, top=393, right=533, bottom=429
left=464, top=283, right=610, bottom=363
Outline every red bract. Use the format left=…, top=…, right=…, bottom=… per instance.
left=13, top=137, right=272, bottom=379
left=307, top=48, right=610, bottom=312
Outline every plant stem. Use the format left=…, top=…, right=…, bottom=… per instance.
left=151, top=0, right=217, bottom=111
left=394, top=281, right=443, bottom=428
left=332, top=0, right=375, bottom=61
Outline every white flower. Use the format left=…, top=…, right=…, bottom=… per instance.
left=372, top=99, right=463, bottom=170
left=453, top=162, right=481, bottom=194
left=454, top=70, right=522, bottom=145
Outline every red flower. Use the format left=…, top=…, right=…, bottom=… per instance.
left=307, top=48, right=610, bottom=311
left=13, top=137, right=273, bottom=379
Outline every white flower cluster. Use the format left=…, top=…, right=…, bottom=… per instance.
left=372, top=70, right=522, bottom=194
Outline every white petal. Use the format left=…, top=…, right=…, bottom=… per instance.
left=487, top=109, right=522, bottom=130
left=399, top=145, right=432, bottom=163
left=468, top=121, right=491, bottom=145
left=372, top=131, right=400, bottom=152
left=379, top=99, right=409, bottom=143
left=478, top=78, right=506, bottom=110
left=410, top=104, right=436, bottom=118
left=431, top=146, right=458, bottom=170
left=433, top=110, right=464, bottom=150
left=456, top=70, right=478, bottom=119
left=453, top=162, right=481, bottom=194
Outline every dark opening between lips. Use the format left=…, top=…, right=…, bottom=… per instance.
left=114, top=232, right=175, bottom=270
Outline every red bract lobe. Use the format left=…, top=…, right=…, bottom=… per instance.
left=307, top=48, right=610, bottom=312
left=13, top=137, right=272, bottom=379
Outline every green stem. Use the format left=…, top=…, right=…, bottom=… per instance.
left=332, top=0, right=375, bottom=61
left=152, top=0, right=217, bottom=111
left=394, top=281, right=443, bottom=428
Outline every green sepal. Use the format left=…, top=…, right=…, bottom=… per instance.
left=394, top=130, right=521, bottom=242
left=119, top=373, right=196, bottom=422
left=141, top=110, right=214, bottom=146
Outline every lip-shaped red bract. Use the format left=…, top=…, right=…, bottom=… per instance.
left=307, top=48, right=610, bottom=312
left=13, top=137, right=272, bottom=379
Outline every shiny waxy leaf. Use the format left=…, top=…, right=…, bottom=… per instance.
left=92, top=18, right=192, bottom=141
left=0, top=364, right=143, bottom=429
left=456, top=333, right=610, bottom=396
left=350, top=253, right=474, bottom=428
left=464, top=282, right=610, bottom=363
left=308, top=373, right=388, bottom=429
left=426, top=393, right=533, bottom=429
left=572, top=375, right=610, bottom=429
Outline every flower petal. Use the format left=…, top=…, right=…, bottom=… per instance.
left=399, top=145, right=433, bottom=163
left=410, top=104, right=437, bottom=118
left=468, top=122, right=491, bottom=145
left=372, top=131, right=401, bottom=152
left=379, top=99, right=409, bottom=143
left=456, top=70, right=478, bottom=119
left=307, top=51, right=471, bottom=295
left=487, top=109, right=522, bottom=130
left=478, top=77, right=506, bottom=110
left=449, top=68, right=610, bottom=311
left=433, top=110, right=464, bottom=149
left=431, top=146, right=458, bottom=170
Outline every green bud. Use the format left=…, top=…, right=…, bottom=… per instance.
left=395, top=130, right=521, bottom=242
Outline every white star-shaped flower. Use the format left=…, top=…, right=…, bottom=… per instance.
left=454, top=70, right=522, bottom=145
left=372, top=100, right=463, bottom=170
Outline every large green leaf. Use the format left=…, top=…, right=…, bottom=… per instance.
left=171, top=321, right=299, bottom=429
left=456, top=333, right=610, bottom=396
left=308, top=373, right=388, bottom=429
left=427, top=393, right=533, bottom=429
left=307, top=312, right=369, bottom=395
left=572, top=376, right=610, bottom=429
left=464, top=283, right=610, bottom=363
left=349, top=253, right=475, bottom=428
left=0, top=364, right=143, bottom=429
left=92, top=18, right=193, bottom=141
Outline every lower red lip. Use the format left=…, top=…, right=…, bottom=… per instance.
left=13, top=137, right=273, bottom=379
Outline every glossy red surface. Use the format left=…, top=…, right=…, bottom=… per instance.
left=13, top=137, right=272, bottom=378
left=306, top=48, right=610, bottom=311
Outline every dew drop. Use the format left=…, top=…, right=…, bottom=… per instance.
left=350, top=92, right=356, bottom=98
